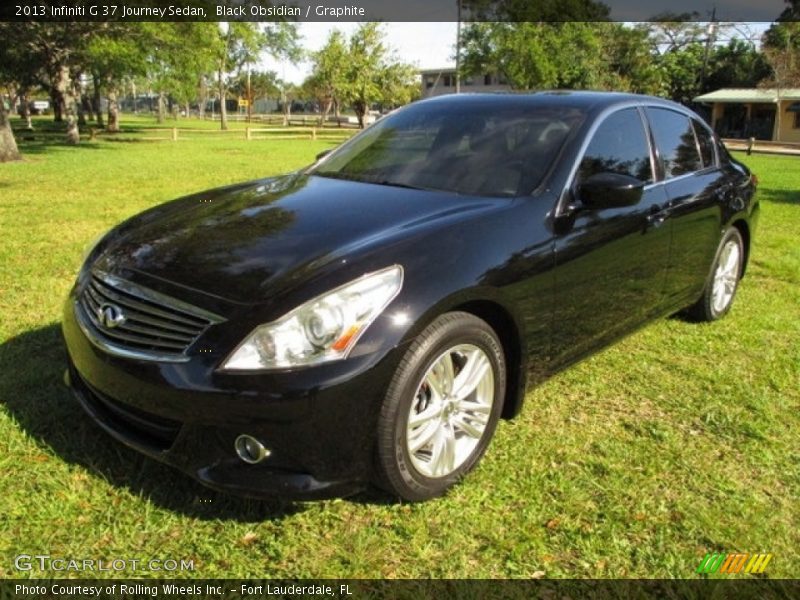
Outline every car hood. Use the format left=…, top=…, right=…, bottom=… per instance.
left=97, top=173, right=499, bottom=303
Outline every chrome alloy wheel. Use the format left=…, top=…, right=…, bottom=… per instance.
left=711, top=239, right=741, bottom=314
left=406, top=344, right=495, bottom=478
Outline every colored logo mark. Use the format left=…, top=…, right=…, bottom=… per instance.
left=696, top=553, right=773, bottom=574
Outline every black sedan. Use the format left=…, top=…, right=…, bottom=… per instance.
left=63, top=92, right=758, bottom=501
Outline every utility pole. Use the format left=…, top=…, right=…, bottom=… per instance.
left=699, top=7, right=718, bottom=95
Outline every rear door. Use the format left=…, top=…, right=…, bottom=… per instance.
left=644, top=107, right=725, bottom=306
left=551, top=107, right=671, bottom=366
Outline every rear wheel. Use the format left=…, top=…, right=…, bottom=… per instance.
left=688, top=227, right=744, bottom=322
left=375, top=312, right=505, bottom=501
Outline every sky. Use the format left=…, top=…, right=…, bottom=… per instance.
left=259, top=22, right=459, bottom=84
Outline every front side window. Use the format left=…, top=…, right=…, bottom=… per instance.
left=646, top=108, right=702, bottom=178
left=577, top=108, right=653, bottom=185
left=313, top=102, right=585, bottom=197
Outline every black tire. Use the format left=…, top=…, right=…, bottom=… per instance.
left=375, top=311, right=506, bottom=501
left=687, top=227, right=745, bottom=322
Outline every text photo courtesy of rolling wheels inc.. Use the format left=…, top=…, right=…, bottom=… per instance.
left=0, top=0, right=798, bottom=595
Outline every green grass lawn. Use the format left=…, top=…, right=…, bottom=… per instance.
left=0, top=126, right=798, bottom=579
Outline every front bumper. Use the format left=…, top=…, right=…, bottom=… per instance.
left=62, top=293, right=404, bottom=500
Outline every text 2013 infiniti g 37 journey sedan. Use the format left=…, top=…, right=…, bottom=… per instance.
left=63, top=92, right=758, bottom=501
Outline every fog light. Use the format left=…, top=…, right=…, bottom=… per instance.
left=234, top=435, right=271, bottom=464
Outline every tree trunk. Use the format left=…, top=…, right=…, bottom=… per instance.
left=77, top=91, right=87, bottom=127
left=20, top=91, right=33, bottom=130
left=319, top=97, right=332, bottom=126
left=199, top=91, right=208, bottom=120
left=57, top=65, right=80, bottom=144
left=218, top=67, right=228, bottom=130
left=107, top=87, right=120, bottom=133
left=157, top=91, right=166, bottom=124
left=50, top=87, right=64, bottom=122
left=0, top=100, right=21, bottom=162
left=283, top=99, right=291, bottom=125
left=353, top=99, right=366, bottom=129
left=93, top=78, right=104, bottom=128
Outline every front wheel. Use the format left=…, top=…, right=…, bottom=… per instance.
left=688, top=227, right=745, bottom=322
left=375, top=312, right=506, bottom=501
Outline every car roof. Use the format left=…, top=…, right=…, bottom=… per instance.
left=417, top=91, right=688, bottom=114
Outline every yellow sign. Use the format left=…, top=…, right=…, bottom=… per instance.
left=238, top=98, right=249, bottom=107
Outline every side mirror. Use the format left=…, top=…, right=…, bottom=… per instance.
left=315, top=148, right=332, bottom=161
left=578, top=172, right=644, bottom=209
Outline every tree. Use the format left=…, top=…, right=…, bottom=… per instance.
left=307, top=30, right=349, bottom=124
left=0, top=30, right=39, bottom=131
left=705, top=39, right=771, bottom=92
left=230, top=69, right=280, bottom=118
left=84, top=25, right=148, bottom=132
left=211, top=22, right=299, bottom=130
left=461, top=0, right=610, bottom=21
left=140, top=23, right=218, bottom=124
left=601, top=24, right=662, bottom=94
left=461, top=23, right=641, bottom=91
left=763, top=0, right=800, bottom=49
left=377, top=63, right=420, bottom=109
left=0, top=23, right=94, bottom=143
left=341, top=23, right=417, bottom=128
left=761, top=23, right=800, bottom=141
left=644, top=13, right=706, bottom=54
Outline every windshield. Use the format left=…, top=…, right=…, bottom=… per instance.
left=311, top=101, right=585, bottom=197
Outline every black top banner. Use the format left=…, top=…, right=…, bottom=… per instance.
left=0, top=0, right=796, bottom=22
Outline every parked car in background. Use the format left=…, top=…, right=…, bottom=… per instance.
left=63, top=92, right=758, bottom=501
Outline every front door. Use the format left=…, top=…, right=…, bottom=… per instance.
left=551, top=107, right=671, bottom=367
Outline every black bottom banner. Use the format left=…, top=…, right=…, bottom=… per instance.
left=1, top=579, right=799, bottom=600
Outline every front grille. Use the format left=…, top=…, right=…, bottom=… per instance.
left=76, top=271, right=222, bottom=361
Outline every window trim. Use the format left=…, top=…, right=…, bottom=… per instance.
left=643, top=106, right=706, bottom=180
left=690, top=117, right=720, bottom=170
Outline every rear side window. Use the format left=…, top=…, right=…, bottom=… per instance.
left=577, top=108, right=653, bottom=185
left=646, top=108, right=702, bottom=178
left=692, top=119, right=716, bottom=168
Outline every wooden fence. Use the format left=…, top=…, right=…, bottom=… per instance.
left=12, top=125, right=358, bottom=143
left=722, top=138, right=800, bottom=156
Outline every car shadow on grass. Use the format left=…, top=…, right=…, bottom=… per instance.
left=758, top=187, right=800, bottom=205
left=0, top=323, right=309, bottom=523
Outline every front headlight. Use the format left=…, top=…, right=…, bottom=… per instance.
left=221, top=265, right=404, bottom=371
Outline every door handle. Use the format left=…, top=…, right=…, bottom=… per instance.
left=646, top=205, right=668, bottom=228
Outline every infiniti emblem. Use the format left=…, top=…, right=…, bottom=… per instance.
left=97, top=303, right=126, bottom=329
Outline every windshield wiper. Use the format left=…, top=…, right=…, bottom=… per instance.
left=314, top=171, right=364, bottom=183
left=362, top=179, right=430, bottom=191
left=315, top=172, right=431, bottom=192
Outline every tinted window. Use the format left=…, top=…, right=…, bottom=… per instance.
left=577, top=108, right=653, bottom=184
left=646, top=108, right=702, bottom=177
left=312, top=102, right=585, bottom=197
left=692, top=119, right=716, bottom=168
